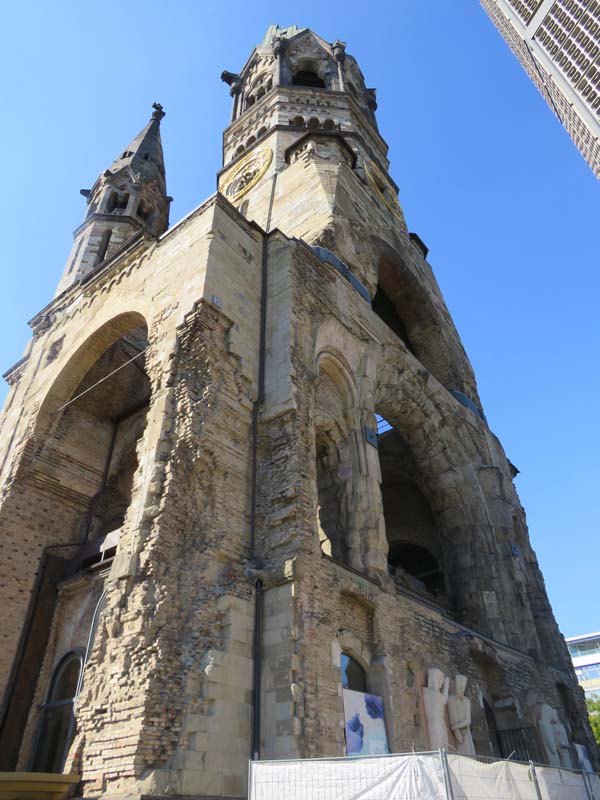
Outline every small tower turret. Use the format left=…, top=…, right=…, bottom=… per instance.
left=55, top=103, right=171, bottom=296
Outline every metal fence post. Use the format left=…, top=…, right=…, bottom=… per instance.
left=439, top=749, right=455, bottom=800
left=582, top=769, right=595, bottom=800
left=529, top=761, right=543, bottom=800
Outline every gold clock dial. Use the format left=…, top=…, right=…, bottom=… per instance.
left=221, top=147, right=273, bottom=203
left=363, top=158, right=403, bottom=221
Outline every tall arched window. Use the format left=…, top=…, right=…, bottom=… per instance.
left=341, top=652, right=367, bottom=693
left=31, top=651, right=83, bottom=773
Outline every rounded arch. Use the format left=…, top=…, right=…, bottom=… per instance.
left=369, top=236, right=478, bottom=402
left=313, top=350, right=361, bottom=566
left=34, top=311, right=149, bottom=440
left=315, top=349, right=359, bottom=416
left=31, top=649, right=84, bottom=773
left=341, top=651, right=367, bottom=692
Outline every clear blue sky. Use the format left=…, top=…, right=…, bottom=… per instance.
left=1, top=2, right=598, bottom=638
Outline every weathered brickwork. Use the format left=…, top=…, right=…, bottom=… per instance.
left=0, top=23, right=596, bottom=800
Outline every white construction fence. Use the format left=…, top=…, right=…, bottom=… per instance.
left=249, top=750, right=600, bottom=800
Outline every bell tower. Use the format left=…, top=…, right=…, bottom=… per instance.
left=0, top=22, right=596, bottom=800
left=219, top=25, right=480, bottom=404
left=55, top=103, right=171, bottom=296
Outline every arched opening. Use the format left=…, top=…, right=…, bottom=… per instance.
left=256, top=86, right=265, bottom=100
left=31, top=651, right=83, bottom=773
left=291, top=115, right=305, bottom=128
left=372, top=285, right=415, bottom=353
left=341, top=652, right=367, bottom=692
left=257, top=126, right=267, bottom=138
left=483, top=699, right=503, bottom=759
left=246, top=135, right=256, bottom=148
left=373, top=247, right=465, bottom=393
left=57, top=320, right=151, bottom=550
left=1, top=315, right=151, bottom=769
left=308, top=117, right=320, bottom=129
left=323, top=118, right=337, bottom=130
left=376, top=420, right=447, bottom=601
left=292, top=62, right=325, bottom=88
left=314, top=354, right=359, bottom=567
left=340, top=648, right=390, bottom=755
left=315, top=424, right=349, bottom=562
left=245, top=94, right=255, bottom=109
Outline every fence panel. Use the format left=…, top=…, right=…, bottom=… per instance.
left=587, top=772, right=600, bottom=800
left=249, top=752, right=600, bottom=800
left=250, top=753, right=446, bottom=800
left=447, top=754, right=539, bottom=800
left=535, top=765, right=589, bottom=800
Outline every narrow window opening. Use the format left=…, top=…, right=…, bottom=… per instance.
left=136, top=200, right=152, bottom=222
left=114, top=193, right=129, bottom=211
left=107, top=192, right=128, bottom=214
left=292, top=115, right=305, bottom=127
left=308, top=117, right=321, bottom=128
left=106, top=192, right=118, bottom=213
left=372, top=285, right=415, bottom=353
left=31, top=652, right=82, bottom=773
left=95, top=229, right=112, bottom=265
left=341, top=653, right=367, bottom=692
left=377, top=423, right=447, bottom=601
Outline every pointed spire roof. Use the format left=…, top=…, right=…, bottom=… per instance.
left=107, top=103, right=166, bottom=191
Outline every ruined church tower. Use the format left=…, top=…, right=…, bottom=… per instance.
left=0, top=24, right=595, bottom=799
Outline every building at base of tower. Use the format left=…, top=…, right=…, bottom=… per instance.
left=0, top=24, right=596, bottom=799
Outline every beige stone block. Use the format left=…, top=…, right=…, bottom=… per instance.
left=179, top=769, right=224, bottom=796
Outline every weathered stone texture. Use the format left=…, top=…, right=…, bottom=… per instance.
left=0, top=23, right=596, bottom=800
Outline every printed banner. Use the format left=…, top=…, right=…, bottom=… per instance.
left=343, top=688, right=389, bottom=755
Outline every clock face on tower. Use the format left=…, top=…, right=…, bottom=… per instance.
left=363, top=158, right=403, bottom=221
left=221, top=147, right=273, bottom=203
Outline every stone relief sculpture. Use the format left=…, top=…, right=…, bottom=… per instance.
left=423, top=667, right=450, bottom=749
left=448, top=674, right=476, bottom=755
left=555, top=719, right=575, bottom=769
left=534, top=704, right=561, bottom=767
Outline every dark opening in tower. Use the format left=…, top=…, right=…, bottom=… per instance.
left=292, top=61, right=325, bottom=88
left=376, top=418, right=446, bottom=598
left=313, top=354, right=359, bottom=567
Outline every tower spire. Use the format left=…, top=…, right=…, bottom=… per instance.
left=55, top=104, right=171, bottom=297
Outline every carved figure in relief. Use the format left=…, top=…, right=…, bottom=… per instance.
left=555, top=720, right=574, bottom=769
left=448, top=674, right=476, bottom=755
left=423, top=667, right=450, bottom=749
left=534, top=704, right=561, bottom=767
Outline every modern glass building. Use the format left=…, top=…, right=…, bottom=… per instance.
left=481, top=0, right=600, bottom=178
left=568, top=633, right=600, bottom=697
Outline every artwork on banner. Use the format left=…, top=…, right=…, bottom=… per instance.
left=343, top=688, right=389, bottom=755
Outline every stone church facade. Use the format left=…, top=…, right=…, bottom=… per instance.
left=0, top=23, right=595, bottom=799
